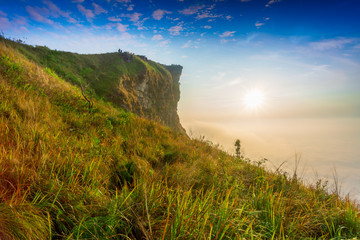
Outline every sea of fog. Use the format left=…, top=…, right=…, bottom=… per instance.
left=181, top=118, right=360, bottom=201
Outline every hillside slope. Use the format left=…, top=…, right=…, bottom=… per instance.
left=0, top=37, right=359, bottom=239
left=2, top=38, right=184, bottom=133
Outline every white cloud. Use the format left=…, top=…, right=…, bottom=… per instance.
left=116, top=23, right=128, bottom=32
left=255, top=22, right=265, bottom=28
left=0, top=10, right=15, bottom=30
left=120, top=32, right=135, bottom=40
left=152, top=34, right=163, bottom=41
left=152, top=9, right=172, bottom=20
left=13, top=16, right=28, bottom=26
left=120, top=12, right=146, bottom=29
left=203, top=25, right=212, bottom=29
left=116, top=0, right=131, bottom=3
left=181, top=40, right=199, bottom=48
left=127, top=4, right=134, bottom=11
left=0, top=14, right=11, bottom=29
left=19, top=26, right=29, bottom=32
left=169, top=25, right=183, bottom=35
left=159, top=39, right=170, bottom=47
left=93, top=3, right=108, bottom=15
left=133, top=17, right=148, bottom=30
left=195, top=4, right=221, bottom=20
left=26, top=6, right=54, bottom=24
left=42, top=1, right=78, bottom=23
left=167, top=17, right=180, bottom=21
left=72, top=0, right=84, bottom=3
left=126, top=12, right=142, bottom=22
left=77, top=4, right=94, bottom=22
left=219, top=31, right=235, bottom=37
left=31, top=32, right=147, bottom=55
left=310, top=38, right=354, bottom=50
left=104, top=23, right=116, bottom=29
left=196, top=12, right=220, bottom=20
left=265, top=0, right=281, bottom=7
left=179, top=5, right=205, bottom=15
left=311, top=65, right=330, bottom=71
left=42, top=1, right=66, bottom=17
left=182, top=40, right=192, bottom=48
left=108, top=16, right=122, bottom=22
left=0, top=10, right=6, bottom=17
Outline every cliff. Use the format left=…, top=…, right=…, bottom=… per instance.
left=3, top=38, right=184, bottom=132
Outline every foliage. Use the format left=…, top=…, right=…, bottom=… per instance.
left=0, top=37, right=359, bottom=239
left=234, top=139, right=244, bottom=159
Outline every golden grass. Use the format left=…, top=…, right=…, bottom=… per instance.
left=0, top=38, right=359, bottom=239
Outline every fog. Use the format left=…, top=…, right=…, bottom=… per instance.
left=181, top=117, right=360, bottom=201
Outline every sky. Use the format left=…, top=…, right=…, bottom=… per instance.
left=1, top=0, right=360, bottom=198
left=1, top=0, right=360, bottom=132
left=1, top=0, right=359, bottom=121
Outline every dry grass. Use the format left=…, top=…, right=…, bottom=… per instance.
left=0, top=37, right=359, bottom=239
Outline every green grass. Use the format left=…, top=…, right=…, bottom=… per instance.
left=0, top=37, right=359, bottom=239
left=0, top=36, right=183, bottom=132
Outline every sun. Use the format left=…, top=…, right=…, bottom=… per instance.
left=243, top=89, right=265, bottom=109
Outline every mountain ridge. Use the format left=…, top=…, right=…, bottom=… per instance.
left=2, top=37, right=184, bottom=133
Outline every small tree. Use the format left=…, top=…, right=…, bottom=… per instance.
left=234, top=139, right=244, bottom=159
left=80, top=82, right=93, bottom=112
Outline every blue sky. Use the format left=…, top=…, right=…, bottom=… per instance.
left=1, top=0, right=360, bottom=122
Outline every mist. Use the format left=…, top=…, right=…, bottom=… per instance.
left=181, top=117, right=360, bottom=200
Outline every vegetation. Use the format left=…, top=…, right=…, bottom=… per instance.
left=0, top=36, right=183, bottom=132
left=0, top=37, right=359, bottom=239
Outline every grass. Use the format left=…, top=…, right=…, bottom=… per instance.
left=1, top=36, right=183, bottom=132
left=0, top=37, right=359, bottom=239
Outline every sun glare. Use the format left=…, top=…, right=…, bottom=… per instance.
left=243, top=89, right=264, bottom=109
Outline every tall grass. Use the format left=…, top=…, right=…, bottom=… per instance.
left=0, top=37, right=359, bottom=239
left=0, top=36, right=184, bottom=132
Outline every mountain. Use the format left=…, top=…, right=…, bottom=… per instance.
left=0, top=36, right=359, bottom=239
left=2, top=37, right=184, bottom=133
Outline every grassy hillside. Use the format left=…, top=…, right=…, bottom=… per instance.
left=0, top=37, right=359, bottom=239
left=1, top=37, right=184, bottom=132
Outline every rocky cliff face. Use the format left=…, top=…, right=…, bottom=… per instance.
left=113, top=61, right=184, bottom=133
